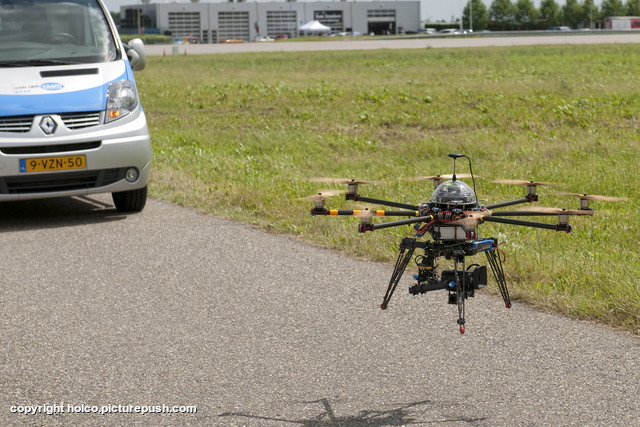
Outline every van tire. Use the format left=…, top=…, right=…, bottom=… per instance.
left=112, top=186, right=147, bottom=212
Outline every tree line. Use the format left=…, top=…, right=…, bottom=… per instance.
left=453, top=0, right=640, bottom=31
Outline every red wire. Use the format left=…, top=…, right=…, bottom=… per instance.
left=416, top=220, right=435, bottom=237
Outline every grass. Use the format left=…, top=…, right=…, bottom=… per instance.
left=136, top=44, right=640, bottom=334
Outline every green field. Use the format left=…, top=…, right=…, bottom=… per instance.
left=136, top=44, right=640, bottom=334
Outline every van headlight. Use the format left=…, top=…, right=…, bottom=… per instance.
left=105, top=80, right=139, bottom=123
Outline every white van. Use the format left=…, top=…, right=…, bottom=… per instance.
left=0, top=0, right=151, bottom=212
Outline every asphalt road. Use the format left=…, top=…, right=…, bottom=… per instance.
left=145, top=32, right=640, bottom=56
left=1, top=195, right=639, bottom=426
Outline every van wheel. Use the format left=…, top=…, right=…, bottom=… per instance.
left=112, top=186, right=147, bottom=212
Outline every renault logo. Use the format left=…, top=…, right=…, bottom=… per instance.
left=39, top=116, right=57, bottom=135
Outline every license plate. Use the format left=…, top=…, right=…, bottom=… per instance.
left=19, top=155, right=86, bottom=173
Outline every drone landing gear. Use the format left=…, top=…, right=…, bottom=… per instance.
left=381, top=238, right=471, bottom=332
left=381, top=238, right=417, bottom=310
left=381, top=238, right=509, bottom=333
left=486, top=248, right=511, bottom=309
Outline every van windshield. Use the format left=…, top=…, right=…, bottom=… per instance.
left=0, top=0, right=118, bottom=66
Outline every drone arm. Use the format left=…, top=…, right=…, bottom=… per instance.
left=491, top=211, right=579, bottom=217
left=485, top=197, right=535, bottom=210
left=346, top=194, right=419, bottom=211
left=328, top=209, right=420, bottom=217
left=311, top=208, right=420, bottom=217
left=360, top=215, right=435, bottom=232
left=483, top=216, right=572, bottom=233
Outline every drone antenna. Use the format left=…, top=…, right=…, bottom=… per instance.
left=448, top=153, right=464, bottom=181
left=448, top=153, right=479, bottom=203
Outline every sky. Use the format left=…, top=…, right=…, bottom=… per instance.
left=102, top=1, right=604, bottom=23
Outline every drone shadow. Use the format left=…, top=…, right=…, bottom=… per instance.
left=0, top=195, right=127, bottom=232
left=219, top=398, right=485, bottom=426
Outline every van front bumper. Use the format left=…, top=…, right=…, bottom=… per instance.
left=0, top=110, right=151, bottom=201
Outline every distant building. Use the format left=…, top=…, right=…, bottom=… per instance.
left=603, top=16, right=640, bottom=30
left=118, top=0, right=421, bottom=43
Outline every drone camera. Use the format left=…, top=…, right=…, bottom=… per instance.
left=442, top=266, right=487, bottom=291
left=444, top=265, right=487, bottom=305
left=409, top=265, right=487, bottom=298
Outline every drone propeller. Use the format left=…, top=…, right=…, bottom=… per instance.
left=310, top=177, right=383, bottom=198
left=556, top=192, right=628, bottom=202
left=555, top=192, right=627, bottom=210
left=310, top=177, right=382, bottom=185
left=449, top=210, right=492, bottom=228
left=491, top=179, right=562, bottom=187
left=298, top=190, right=346, bottom=208
left=297, top=189, right=346, bottom=201
left=404, top=173, right=474, bottom=182
left=491, top=179, right=563, bottom=199
left=405, top=173, right=476, bottom=190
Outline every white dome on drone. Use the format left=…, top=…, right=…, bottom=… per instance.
left=430, top=179, right=477, bottom=206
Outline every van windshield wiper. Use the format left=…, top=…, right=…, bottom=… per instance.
left=0, top=59, right=81, bottom=67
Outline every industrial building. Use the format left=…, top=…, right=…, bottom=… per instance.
left=118, top=1, right=421, bottom=43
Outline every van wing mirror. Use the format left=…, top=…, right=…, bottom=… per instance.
left=124, top=38, right=146, bottom=71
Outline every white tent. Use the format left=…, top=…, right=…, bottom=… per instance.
left=298, top=20, right=331, bottom=33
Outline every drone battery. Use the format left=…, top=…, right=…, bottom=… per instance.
left=435, top=225, right=468, bottom=241
left=472, top=239, right=494, bottom=253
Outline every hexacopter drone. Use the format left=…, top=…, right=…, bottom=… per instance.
left=303, top=153, right=626, bottom=333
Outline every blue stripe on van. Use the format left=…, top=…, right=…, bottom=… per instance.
left=0, top=72, right=128, bottom=117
